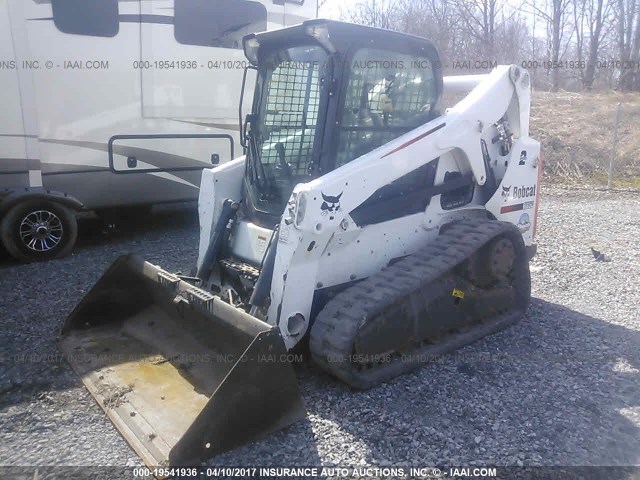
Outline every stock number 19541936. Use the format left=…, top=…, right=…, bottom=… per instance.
left=133, top=467, right=199, bottom=477
left=132, top=60, right=198, bottom=69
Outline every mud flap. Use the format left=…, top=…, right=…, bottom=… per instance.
left=59, top=254, right=305, bottom=468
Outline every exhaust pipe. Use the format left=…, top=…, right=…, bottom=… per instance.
left=60, top=255, right=304, bottom=467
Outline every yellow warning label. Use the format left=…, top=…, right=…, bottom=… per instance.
left=452, top=288, right=465, bottom=299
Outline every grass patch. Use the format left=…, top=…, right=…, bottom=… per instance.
left=531, top=91, right=640, bottom=185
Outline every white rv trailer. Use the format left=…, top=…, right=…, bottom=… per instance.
left=0, top=0, right=316, bottom=262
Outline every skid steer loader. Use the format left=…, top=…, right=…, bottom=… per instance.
left=60, top=19, right=541, bottom=469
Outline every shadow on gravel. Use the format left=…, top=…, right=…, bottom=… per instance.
left=75, top=203, right=198, bottom=250
left=301, top=298, right=640, bottom=467
left=1, top=294, right=638, bottom=468
left=203, top=414, right=324, bottom=468
left=0, top=203, right=198, bottom=268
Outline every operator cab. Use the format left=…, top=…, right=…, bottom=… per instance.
left=240, top=19, right=444, bottom=227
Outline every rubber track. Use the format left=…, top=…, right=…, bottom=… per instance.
left=309, top=219, right=531, bottom=389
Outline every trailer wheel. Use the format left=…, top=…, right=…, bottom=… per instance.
left=1, top=199, right=78, bottom=262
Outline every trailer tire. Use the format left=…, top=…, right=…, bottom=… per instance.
left=1, top=199, right=78, bottom=262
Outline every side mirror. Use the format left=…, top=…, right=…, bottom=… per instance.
left=211, top=153, right=220, bottom=165
left=127, top=156, right=137, bottom=168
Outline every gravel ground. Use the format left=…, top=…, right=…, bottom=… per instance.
left=1, top=187, right=639, bottom=472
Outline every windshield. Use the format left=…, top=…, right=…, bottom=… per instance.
left=336, top=48, right=438, bottom=167
left=247, top=44, right=327, bottom=215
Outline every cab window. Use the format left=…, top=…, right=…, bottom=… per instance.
left=336, top=48, right=438, bottom=167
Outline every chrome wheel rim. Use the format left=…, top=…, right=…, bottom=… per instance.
left=19, top=210, right=64, bottom=252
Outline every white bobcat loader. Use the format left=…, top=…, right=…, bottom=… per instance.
left=60, top=20, right=541, bottom=469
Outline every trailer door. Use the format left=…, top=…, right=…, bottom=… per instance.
left=140, top=0, right=272, bottom=125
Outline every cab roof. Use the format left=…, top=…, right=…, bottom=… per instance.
left=243, top=19, right=441, bottom=66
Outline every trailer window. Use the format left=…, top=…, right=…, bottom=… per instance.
left=51, top=0, right=119, bottom=37
left=336, top=48, right=438, bottom=167
left=174, top=0, right=267, bottom=49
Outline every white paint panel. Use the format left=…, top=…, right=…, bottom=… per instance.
left=20, top=0, right=142, bottom=140
left=229, top=221, right=274, bottom=266
left=196, top=157, right=245, bottom=269
left=140, top=0, right=280, bottom=120
left=3, top=0, right=314, bottom=209
left=485, top=137, right=541, bottom=246
left=0, top=0, right=28, bottom=163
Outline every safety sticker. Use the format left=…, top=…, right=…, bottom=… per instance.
left=452, top=288, right=465, bottom=299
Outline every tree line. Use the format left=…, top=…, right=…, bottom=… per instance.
left=331, top=0, right=640, bottom=91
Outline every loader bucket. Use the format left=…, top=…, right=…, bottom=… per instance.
left=59, top=254, right=305, bottom=468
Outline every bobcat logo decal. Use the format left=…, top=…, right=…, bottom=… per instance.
left=501, top=185, right=511, bottom=198
left=321, top=192, right=342, bottom=220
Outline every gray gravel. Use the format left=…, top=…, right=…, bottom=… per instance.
left=1, top=187, right=639, bottom=470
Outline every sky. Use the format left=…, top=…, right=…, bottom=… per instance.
left=318, top=0, right=352, bottom=21
left=317, top=0, right=545, bottom=38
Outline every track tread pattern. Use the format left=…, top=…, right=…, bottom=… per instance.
left=309, top=219, right=531, bottom=389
